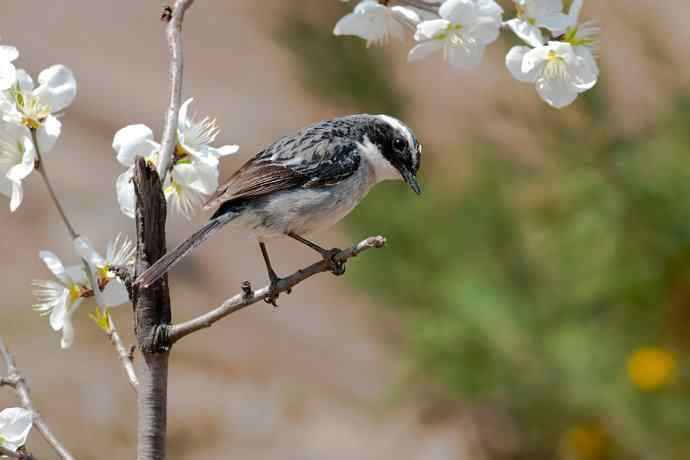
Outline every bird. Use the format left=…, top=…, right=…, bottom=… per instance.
left=135, top=114, right=422, bottom=303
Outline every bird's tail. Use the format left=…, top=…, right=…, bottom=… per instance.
left=135, top=211, right=238, bottom=288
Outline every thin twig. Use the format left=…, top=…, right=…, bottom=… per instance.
left=157, top=0, right=196, bottom=180
left=0, top=338, right=75, bottom=460
left=30, top=129, right=78, bottom=240
left=107, top=316, right=139, bottom=391
left=167, top=236, right=386, bottom=344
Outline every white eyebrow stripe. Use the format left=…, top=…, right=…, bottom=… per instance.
left=377, top=114, right=413, bottom=148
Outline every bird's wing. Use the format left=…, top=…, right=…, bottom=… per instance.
left=203, top=136, right=361, bottom=210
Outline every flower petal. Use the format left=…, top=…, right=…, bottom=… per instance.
left=468, top=16, right=502, bottom=45
left=49, top=289, right=69, bottom=331
left=216, top=144, right=240, bottom=156
left=536, top=75, right=578, bottom=108
left=505, top=46, right=538, bottom=83
left=0, top=46, right=19, bottom=63
left=39, top=251, right=69, bottom=285
left=506, top=18, right=545, bottom=48
left=6, top=136, right=35, bottom=184
left=440, top=0, right=477, bottom=25
left=112, top=124, right=156, bottom=167
left=116, top=167, right=136, bottom=219
left=536, top=12, right=571, bottom=32
left=447, top=42, right=486, bottom=70
left=0, top=60, right=16, bottom=91
left=34, top=65, right=77, bottom=113
left=65, top=265, right=87, bottom=285
left=36, top=115, right=62, bottom=154
left=390, top=6, right=421, bottom=24
left=408, top=40, right=445, bottom=62
left=59, top=300, right=81, bottom=349
left=14, top=69, right=33, bottom=92
left=73, top=237, right=106, bottom=268
left=101, top=280, right=130, bottom=307
left=521, top=45, right=550, bottom=74
left=414, top=19, right=451, bottom=41
left=178, top=98, right=194, bottom=131
left=0, top=407, right=33, bottom=451
left=9, top=181, right=23, bottom=212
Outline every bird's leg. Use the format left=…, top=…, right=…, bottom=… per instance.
left=287, top=233, right=346, bottom=276
left=259, top=242, right=284, bottom=306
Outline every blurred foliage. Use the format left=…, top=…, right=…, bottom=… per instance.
left=278, top=4, right=690, bottom=460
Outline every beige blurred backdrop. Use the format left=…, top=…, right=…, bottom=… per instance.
left=1, top=1, right=690, bottom=459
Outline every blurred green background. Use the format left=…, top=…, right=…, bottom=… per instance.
left=280, top=1, right=690, bottom=459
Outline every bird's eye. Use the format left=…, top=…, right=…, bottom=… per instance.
left=392, top=138, right=406, bottom=151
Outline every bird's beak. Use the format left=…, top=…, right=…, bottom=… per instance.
left=401, top=168, right=422, bottom=195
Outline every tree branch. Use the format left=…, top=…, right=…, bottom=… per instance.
left=107, top=316, right=139, bottom=391
left=134, top=3, right=195, bottom=459
left=0, top=338, right=75, bottom=460
left=167, top=236, right=387, bottom=344
left=30, top=129, right=78, bottom=240
left=133, top=158, right=172, bottom=460
left=156, top=0, right=196, bottom=180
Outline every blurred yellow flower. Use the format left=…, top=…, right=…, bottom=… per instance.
left=626, top=347, right=676, bottom=391
left=561, top=422, right=609, bottom=460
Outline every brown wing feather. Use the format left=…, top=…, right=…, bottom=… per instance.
left=203, top=160, right=308, bottom=210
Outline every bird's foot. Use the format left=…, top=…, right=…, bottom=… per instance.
left=323, top=248, right=346, bottom=276
left=263, top=274, right=291, bottom=307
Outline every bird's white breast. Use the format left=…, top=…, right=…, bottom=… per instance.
left=233, top=162, right=377, bottom=240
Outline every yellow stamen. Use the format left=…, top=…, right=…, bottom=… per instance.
left=68, top=284, right=82, bottom=302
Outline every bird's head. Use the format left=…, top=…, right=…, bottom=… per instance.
left=360, top=114, right=422, bottom=195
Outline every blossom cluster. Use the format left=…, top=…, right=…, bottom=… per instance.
left=113, top=98, right=239, bottom=220
left=32, top=235, right=135, bottom=348
left=0, top=42, right=76, bottom=211
left=334, top=0, right=599, bottom=108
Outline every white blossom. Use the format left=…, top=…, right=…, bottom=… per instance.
left=113, top=100, right=236, bottom=220
left=112, top=124, right=160, bottom=218
left=505, top=0, right=570, bottom=48
left=408, top=0, right=503, bottom=70
left=165, top=162, right=218, bottom=221
left=0, top=122, right=35, bottom=212
left=0, top=46, right=19, bottom=91
left=32, top=251, right=88, bottom=349
left=0, top=407, right=33, bottom=452
left=506, top=40, right=597, bottom=108
left=73, top=234, right=135, bottom=308
left=334, top=0, right=420, bottom=47
left=177, top=98, right=238, bottom=167
left=1, top=65, right=76, bottom=153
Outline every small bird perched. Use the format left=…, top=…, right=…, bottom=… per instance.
left=135, top=114, right=422, bottom=302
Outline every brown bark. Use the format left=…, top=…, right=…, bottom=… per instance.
left=133, top=158, right=172, bottom=460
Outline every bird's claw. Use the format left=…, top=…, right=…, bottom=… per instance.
left=264, top=275, right=282, bottom=306
left=324, top=248, right=346, bottom=276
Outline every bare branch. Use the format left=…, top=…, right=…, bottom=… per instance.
left=30, top=129, right=78, bottom=240
left=167, top=236, right=387, bottom=344
left=106, top=316, right=139, bottom=391
left=156, top=0, right=196, bottom=180
left=0, top=338, right=76, bottom=460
